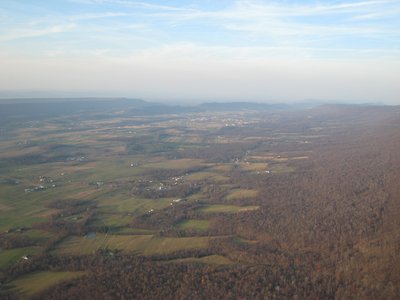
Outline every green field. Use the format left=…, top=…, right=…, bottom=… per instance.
left=19, top=229, right=55, bottom=240
left=97, top=193, right=178, bottom=215
left=0, top=185, right=57, bottom=231
left=77, top=160, right=144, bottom=182
left=113, top=227, right=156, bottom=235
left=9, top=271, right=86, bottom=298
left=198, top=204, right=260, bottom=213
left=89, top=213, right=134, bottom=228
left=240, top=162, right=268, bottom=171
left=170, top=254, right=233, bottom=265
left=269, top=164, right=295, bottom=173
left=0, top=247, right=41, bottom=269
left=209, top=164, right=233, bottom=172
left=143, top=158, right=207, bottom=170
left=176, top=219, right=210, bottom=231
left=226, top=189, right=259, bottom=200
left=184, top=171, right=229, bottom=182
left=53, top=234, right=210, bottom=256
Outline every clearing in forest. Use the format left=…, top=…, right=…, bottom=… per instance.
left=8, top=271, right=86, bottom=298
left=226, top=189, right=259, bottom=200
left=198, top=204, right=259, bottom=213
left=176, top=219, right=210, bottom=231
left=53, top=234, right=209, bottom=256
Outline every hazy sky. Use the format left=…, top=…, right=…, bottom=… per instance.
left=0, top=0, right=399, bottom=104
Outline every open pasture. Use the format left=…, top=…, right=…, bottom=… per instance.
left=8, top=271, right=86, bottom=298
left=64, top=160, right=144, bottom=182
left=209, top=164, right=233, bottom=172
left=226, top=189, right=259, bottom=200
left=176, top=219, right=211, bottom=231
left=0, top=186, right=56, bottom=230
left=53, top=234, right=209, bottom=256
left=97, top=192, right=177, bottom=215
left=198, top=204, right=260, bottom=213
left=89, top=213, right=133, bottom=228
left=240, top=162, right=268, bottom=171
left=170, top=254, right=233, bottom=265
left=0, top=247, right=41, bottom=269
left=269, top=164, right=295, bottom=173
left=143, top=158, right=207, bottom=170
left=184, top=171, right=229, bottom=182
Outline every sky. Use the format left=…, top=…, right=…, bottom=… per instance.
left=0, top=0, right=399, bottom=104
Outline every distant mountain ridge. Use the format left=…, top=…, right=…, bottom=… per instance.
left=0, top=97, right=392, bottom=125
left=197, top=102, right=290, bottom=110
left=0, top=97, right=147, bottom=104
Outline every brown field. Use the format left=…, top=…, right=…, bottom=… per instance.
left=240, top=162, right=268, bottom=171
left=0, top=203, right=11, bottom=212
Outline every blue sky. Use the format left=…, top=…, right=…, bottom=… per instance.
left=0, top=0, right=399, bottom=103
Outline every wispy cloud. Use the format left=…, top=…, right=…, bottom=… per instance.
left=141, top=0, right=399, bottom=40
left=300, top=0, right=395, bottom=14
left=2, top=0, right=398, bottom=51
left=70, top=0, right=197, bottom=12
left=67, top=12, right=129, bottom=21
left=0, top=23, right=76, bottom=42
left=137, top=0, right=398, bottom=19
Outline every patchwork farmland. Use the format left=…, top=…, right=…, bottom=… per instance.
left=1, top=99, right=400, bottom=299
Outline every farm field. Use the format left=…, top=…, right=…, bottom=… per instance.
left=176, top=219, right=210, bottom=231
left=226, top=189, right=259, bottom=200
left=8, top=271, right=86, bottom=298
left=170, top=254, right=233, bottom=265
left=0, top=247, right=41, bottom=269
left=198, top=204, right=260, bottom=213
left=53, top=234, right=210, bottom=256
left=1, top=99, right=400, bottom=299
